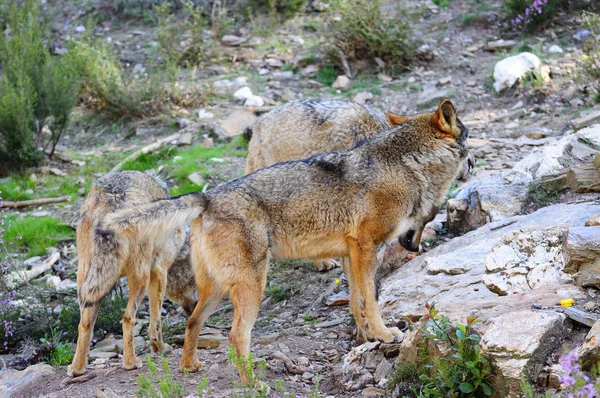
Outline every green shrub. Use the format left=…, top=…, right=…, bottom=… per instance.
left=247, top=0, right=306, bottom=18
left=582, top=11, right=600, bottom=101
left=137, top=356, right=185, bottom=398
left=328, top=0, right=415, bottom=71
left=41, top=332, right=74, bottom=367
left=0, top=0, right=82, bottom=172
left=393, top=303, right=494, bottom=397
left=71, top=41, right=166, bottom=121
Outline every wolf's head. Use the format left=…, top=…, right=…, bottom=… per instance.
left=396, top=99, right=470, bottom=252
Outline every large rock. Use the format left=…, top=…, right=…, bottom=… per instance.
left=577, top=318, right=600, bottom=369
left=379, top=202, right=600, bottom=323
left=492, top=52, right=547, bottom=92
left=482, top=226, right=571, bottom=296
left=218, top=110, right=257, bottom=138
left=0, top=364, right=55, bottom=398
left=513, top=124, right=600, bottom=179
left=447, top=171, right=532, bottom=235
left=481, top=311, right=565, bottom=394
left=566, top=226, right=600, bottom=287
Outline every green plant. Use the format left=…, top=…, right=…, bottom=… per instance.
left=504, top=0, right=561, bottom=32
left=137, top=356, right=185, bottom=398
left=328, top=0, right=415, bottom=71
left=316, top=65, right=342, bottom=86
left=228, top=346, right=269, bottom=398
left=58, top=293, right=128, bottom=340
left=264, top=285, right=292, bottom=303
left=582, top=11, right=600, bottom=101
left=41, top=331, right=74, bottom=367
left=520, top=376, right=554, bottom=398
left=247, top=0, right=306, bottom=19
left=211, top=0, right=236, bottom=39
left=3, top=215, right=75, bottom=257
left=433, top=0, right=452, bottom=7
left=415, top=303, right=493, bottom=397
left=526, top=181, right=558, bottom=208
left=0, top=0, right=82, bottom=172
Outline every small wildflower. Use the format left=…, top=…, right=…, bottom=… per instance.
left=334, top=279, right=340, bottom=285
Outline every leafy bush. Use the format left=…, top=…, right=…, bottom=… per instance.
left=392, top=303, right=494, bottom=397
left=40, top=331, right=74, bottom=367
left=582, top=11, right=600, bottom=101
left=247, top=0, right=306, bottom=19
left=0, top=0, right=81, bottom=172
left=58, top=294, right=129, bottom=340
left=328, top=0, right=415, bottom=71
left=504, top=0, right=561, bottom=31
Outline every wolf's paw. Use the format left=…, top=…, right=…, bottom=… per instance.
left=151, top=341, right=172, bottom=354
left=386, top=327, right=405, bottom=343
left=180, top=358, right=203, bottom=373
left=123, top=356, right=143, bottom=371
left=365, top=327, right=404, bottom=344
left=313, top=258, right=340, bottom=272
left=66, top=364, right=86, bottom=378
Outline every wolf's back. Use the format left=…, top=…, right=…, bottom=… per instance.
left=78, top=191, right=206, bottom=306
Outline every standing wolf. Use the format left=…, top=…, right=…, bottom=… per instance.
left=245, top=99, right=473, bottom=271
left=67, top=171, right=197, bottom=377
left=83, top=100, right=469, bottom=385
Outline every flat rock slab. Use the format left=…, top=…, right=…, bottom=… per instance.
left=572, top=109, right=600, bottom=131
left=0, top=364, right=55, bottom=398
left=218, top=110, right=257, bottom=138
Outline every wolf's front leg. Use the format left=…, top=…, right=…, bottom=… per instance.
left=344, top=240, right=404, bottom=344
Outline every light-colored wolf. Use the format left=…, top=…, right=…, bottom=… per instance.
left=85, top=99, right=470, bottom=385
left=67, top=170, right=197, bottom=377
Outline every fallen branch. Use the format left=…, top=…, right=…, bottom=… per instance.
left=1, top=196, right=71, bottom=209
left=270, top=351, right=311, bottom=375
left=7, top=252, right=60, bottom=289
left=110, top=133, right=181, bottom=173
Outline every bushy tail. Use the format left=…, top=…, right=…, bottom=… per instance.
left=78, top=193, right=206, bottom=306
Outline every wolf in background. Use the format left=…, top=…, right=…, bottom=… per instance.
left=86, top=100, right=470, bottom=385
left=67, top=170, right=197, bottom=377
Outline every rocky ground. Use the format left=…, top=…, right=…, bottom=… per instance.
left=1, top=0, right=600, bottom=397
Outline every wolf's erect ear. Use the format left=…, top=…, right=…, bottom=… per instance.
left=432, top=99, right=459, bottom=137
left=386, top=111, right=410, bottom=126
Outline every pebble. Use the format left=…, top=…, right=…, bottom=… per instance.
left=548, top=45, right=563, bottom=54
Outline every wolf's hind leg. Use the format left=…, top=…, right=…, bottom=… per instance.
left=346, top=237, right=403, bottom=343
left=122, top=272, right=149, bottom=371
left=67, top=301, right=101, bottom=377
left=148, top=267, right=171, bottom=353
left=180, top=272, right=223, bottom=373
left=228, top=265, right=267, bottom=388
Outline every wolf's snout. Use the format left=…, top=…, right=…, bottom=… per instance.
left=398, top=229, right=420, bottom=252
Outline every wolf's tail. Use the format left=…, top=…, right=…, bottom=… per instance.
left=78, top=193, right=207, bottom=307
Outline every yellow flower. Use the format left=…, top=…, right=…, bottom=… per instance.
left=334, top=279, right=340, bottom=285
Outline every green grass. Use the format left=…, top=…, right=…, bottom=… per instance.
left=3, top=215, right=75, bottom=256
left=316, top=65, right=341, bottom=86
left=350, top=76, right=382, bottom=94
left=46, top=341, right=74, bottom=367
left=461, top=13, right=476, bottom=25
left=433, top=0, right=452, bottom=7
left=0, top=176, right=36, bottom=201
left=121, top=139, right=247, bottom=196
left=264, top=285, right=292, bottom=303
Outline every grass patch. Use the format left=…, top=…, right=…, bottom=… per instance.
left=121, top=139, right=247, bottom=196
left=526, top=181, right=558, bottom=208
left=3, top=215, right=74, bottom=256
left=316, top=65, right=341, bottom=86
left=264, top=285, right=292, bottom=303
left=433, top=0, right=452, bottom=7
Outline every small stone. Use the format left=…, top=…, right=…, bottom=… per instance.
left=436, top=76, right=452, bottom=87
left=198, top=109, right=215, bottom=119
left=49, top=167, right=66, bottom=176
left=548, top=45, right=563, bottom=54
left=374, top=57, right=385, bottom=69
left=265, top=58, right=284, bottom=68
left=352, top=92, right=373, bottom=104
left=75, top=25, right=86, bottom=33
left=571, top=109, right=600, bottom=131
left=46, top=276, right=61, bottom=290
left=221, top=35, right=246, bottom=46
left=234, top=87, right=253, bottom=101
left=29, top=173, right=37, bottom=182
left=244, top=95, right=265, bottom=107
left=213, top=79, right=234, bottom=89
left=485, top=39, right=516, bottom=51
left=271, top=71, right=295, bottom=80
left=332, top=75, right=351, bottom=91
left=281, top=88, right=297, bottom=101
left=96, top=387, right=121, bottom=398
left=89, top=350, right=118, bottom=360
left=177, top=132, right=193, bottom=146
left=301, top=65, right=319, bottom=76
left=586, top=213, right=600, bottom=227
left=362, top=386, right=386, bottom=396
left=584, top=301, right=598, bottom=311
left=574, top=29, right=591, bottom=41
left=233, top=76, right=248, bottom=86
left=202, top=136, right=215, bottom=148
left=377, top=73, right=392, bottom=83
left=302, top=372, right=314, bottom=381
left=187, top=172, right=205, bottom=188
left=326, top=291, right=350, bottom=306
left=78, top=187, right=86, bottom=196
left=176, top=118, right=190, bottom=129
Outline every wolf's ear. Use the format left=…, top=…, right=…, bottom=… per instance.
left=432, top=99, right=459, bottom=137
left=386, top=111, right=410, bottom=126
